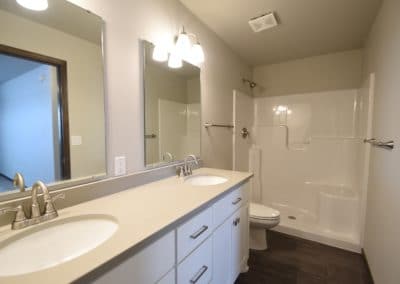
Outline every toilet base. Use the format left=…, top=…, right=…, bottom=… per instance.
left=250, top=227, right=268, bottom=250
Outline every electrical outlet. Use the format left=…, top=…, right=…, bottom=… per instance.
left=114, top=156, right=126, bottom=176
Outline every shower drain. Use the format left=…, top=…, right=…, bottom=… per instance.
left=288, top=216, right=297, bottom=220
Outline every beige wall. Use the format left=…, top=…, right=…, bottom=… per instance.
left=0, top=10, right=106, bottom=179
left=362, top=1, right=400, bottom=283
left=187, top=77, right=201, bottom=104
left=253, top=49, right=363, bottom=97
left=68, top=0, right=252, bottom=172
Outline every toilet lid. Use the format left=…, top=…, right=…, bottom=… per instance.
left=250, top=203, right=280, bottom=220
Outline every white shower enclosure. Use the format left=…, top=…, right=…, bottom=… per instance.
left=233, top=74, right=374, bottom=252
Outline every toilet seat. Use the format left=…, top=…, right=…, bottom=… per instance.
left=250, top=203, right=280, bottom=221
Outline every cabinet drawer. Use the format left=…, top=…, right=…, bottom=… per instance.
left=178, top=237, right=212, bottom=284
left=213, top=184, right=248, bottom=227
left=177, top=206, right=213, bottom=262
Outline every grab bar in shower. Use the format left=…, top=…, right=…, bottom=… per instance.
left=364, top=138, right=395, bottom=150
left=204, top=122, right=234, bottom=129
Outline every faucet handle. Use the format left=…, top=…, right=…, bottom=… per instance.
left=0, top=205, right=27, bottom=222
left=44, top=193, right=65, bottom=216
left=51, top=193, right=66, bottom=202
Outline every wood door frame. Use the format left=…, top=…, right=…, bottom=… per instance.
left=0, top=44, right=71, bottom=180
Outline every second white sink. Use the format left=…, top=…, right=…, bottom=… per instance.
left=0, top=214, right=118, bottom=276
left=185, top=175, right=228, bottom=186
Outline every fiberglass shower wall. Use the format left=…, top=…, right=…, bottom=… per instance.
left=252, top=89, right=367, bottom=248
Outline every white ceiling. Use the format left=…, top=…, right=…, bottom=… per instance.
left=180, top=0, right=382, bottom=66
left=0, top=54, right=41, bottom=84
left=0, top=0, right=102, bottom=45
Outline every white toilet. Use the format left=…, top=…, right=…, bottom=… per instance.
left=249, top=202, right=280, bottom=250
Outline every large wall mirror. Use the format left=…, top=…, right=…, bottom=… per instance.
left=142, top=40, right=201, bottom=168
left=0, top=0, right=106, bottom=198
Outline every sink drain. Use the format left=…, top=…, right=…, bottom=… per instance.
left=288, top=216, right=297, bottom=220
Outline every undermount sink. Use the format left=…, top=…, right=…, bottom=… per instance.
left=185, top=175, right=228, bottom=186
left=0, top=215, right=118, bottom=276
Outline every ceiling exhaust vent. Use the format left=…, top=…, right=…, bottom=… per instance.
left=248, top=12, right=278, bottom=33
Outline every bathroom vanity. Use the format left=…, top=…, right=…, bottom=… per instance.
left=0, top=1, right=251, bottom=283
left=0, top=168, right=252, bottom=283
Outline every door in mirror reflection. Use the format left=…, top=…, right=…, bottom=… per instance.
left=143, top=40, right=201, bottom=167
left=0, top=48, right=69, bottom=193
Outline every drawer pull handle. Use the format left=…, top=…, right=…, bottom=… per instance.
left=190, top=265, right=208, bottom=284
left=232, top=197, right=242, bottom=205
left=190, top=225, right=209, bottom=239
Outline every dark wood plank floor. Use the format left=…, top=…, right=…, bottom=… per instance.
left=236, top=231, right=373, bottom=284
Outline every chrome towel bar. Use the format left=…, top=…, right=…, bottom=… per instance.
left=145, top=134, right=157, bottom=139
left=204, top=122, right=234, bottom=129
left=364, top=138, right=395, bottom=150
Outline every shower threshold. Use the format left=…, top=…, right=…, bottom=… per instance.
left=272, top=219, right=361, bottom=253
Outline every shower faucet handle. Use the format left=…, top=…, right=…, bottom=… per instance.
left=241, top=127, right=250, bottom=139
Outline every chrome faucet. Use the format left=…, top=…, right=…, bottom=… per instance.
left=0, top=180, right=65, bottom=230
left=178, top=154, right=199, bottom=177
left=13, top=173, right=25, bottom=192
left=163, top=152, right=174, bottom=162
left=31, top=181, right=62, bottom=220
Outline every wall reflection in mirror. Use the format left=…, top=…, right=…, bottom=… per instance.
left=0, top=0, right=106, bottom=196
left=143, top=40, right=201, bottom=167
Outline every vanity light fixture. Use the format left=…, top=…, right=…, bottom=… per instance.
left=175, top=27, right=192, bottom=59
left=168, top=50, right=183, bottom=69
left=16, top=0, right=48, bottom=11
left=153, top=27, right=205, bottom=68
left=191, top=41, right=205, bottom=64
left=152, top=45, right=168, bottom=62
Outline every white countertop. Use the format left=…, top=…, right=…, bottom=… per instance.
left=0, top=168, right=252, bottom=284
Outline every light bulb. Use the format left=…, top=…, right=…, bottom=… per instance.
left=168, top=51, right=182, bottom=69
left=191, top=42, right=205, bottom=64
left=152, top=45, right=168, bottom=62
left=175, top=31, right=192, bottom=59
left=16, top=0, right=48, bottom=11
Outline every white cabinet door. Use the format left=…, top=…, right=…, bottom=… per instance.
left=240, top=205, right=249, bottom=273
left=91, top=231, right=175, bottom=284
left=212, top=218, right=231, bottom=284
left=230, top=205, right=249, bottom=283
